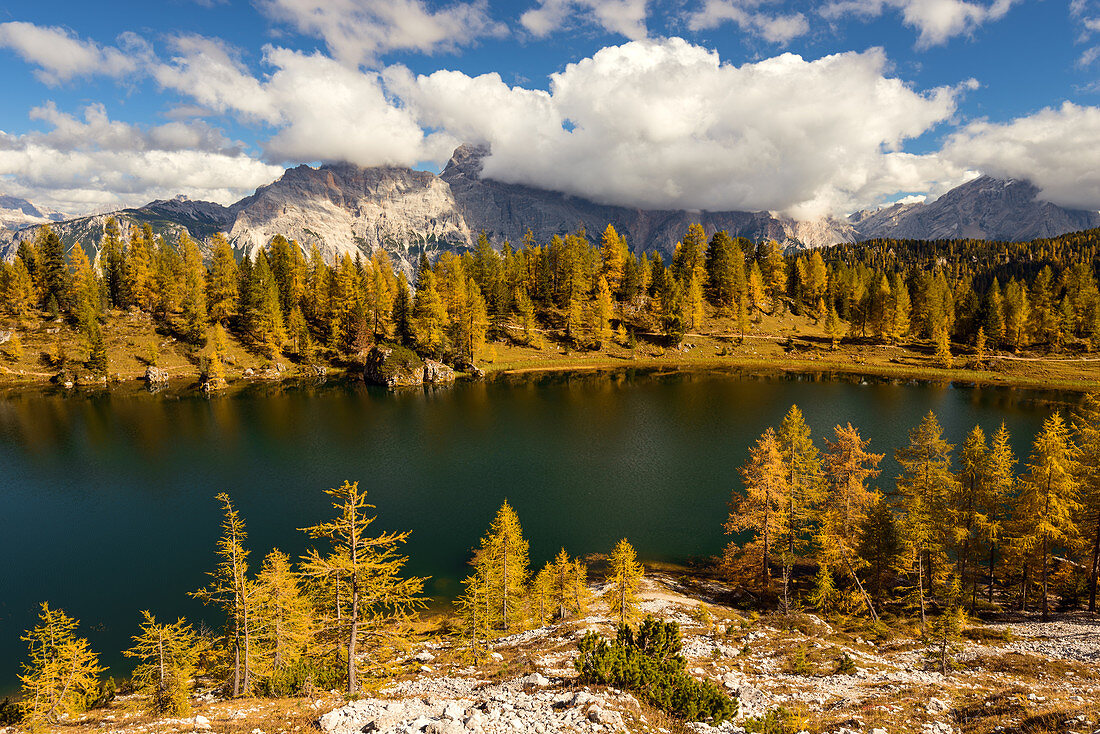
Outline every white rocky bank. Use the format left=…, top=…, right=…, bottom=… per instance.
left=319, top=675, right=636, bottom=734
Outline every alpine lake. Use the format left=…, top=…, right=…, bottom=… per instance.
left=0, top=367, right=1082, bottom=693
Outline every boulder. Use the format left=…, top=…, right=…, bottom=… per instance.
left=144, top=366, right=169, bottom=384
left=52, top=369, right=75, bottom=389
left=522, top=673, right=550, bottom=687
left=423, top=359, right=456, bottom=385
left=364, top=345, right=425, bottom=387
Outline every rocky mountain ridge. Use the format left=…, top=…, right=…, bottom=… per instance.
left=2, top=147, right=1098, bottom=272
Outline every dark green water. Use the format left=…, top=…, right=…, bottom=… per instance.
left=0, top=369, right=1080, bottom=693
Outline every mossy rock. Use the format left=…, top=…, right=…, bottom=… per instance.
left=364, top=344, right=425, bottom=387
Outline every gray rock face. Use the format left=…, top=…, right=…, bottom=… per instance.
left=849, top=176, right=1100, bottom=242
left=226, top=162, right=473, bottom=276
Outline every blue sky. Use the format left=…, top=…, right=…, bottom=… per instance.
left=0, top=0, right=1099, bottom=218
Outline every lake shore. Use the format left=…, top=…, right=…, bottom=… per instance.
left=4, top=308, right=1100, bottom=395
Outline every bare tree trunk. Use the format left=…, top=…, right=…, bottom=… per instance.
left=987, top=541, right=996, bottom=604
left=1041, top=536, right=1050, bottom=622
left=233, top=639, right=240, bottom=698
left=782, top=562, right=791, bottom=615
left=843, top=555, right=879, bottom=623
left=348, top=573, right=359, bottom=695
left=1089, top=516, right=1100, bottom=613
left=347, top=500, right=360, bottom=695
left=502, top=541, right=509, bottom=632
left=243, top=597, right=251, bottom=694
left=918, top=552, right=927, bottom=632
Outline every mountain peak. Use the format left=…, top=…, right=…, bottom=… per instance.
left=442, top=143, right=490, bottom=180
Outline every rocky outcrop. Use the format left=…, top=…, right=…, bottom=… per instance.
left=364, top=345, right=426, bottom=387
left=318, top=677, right=631, bottom=734
left=226, top=163, right=473, bottom=276
left=364, top=347, right=458, bottom=387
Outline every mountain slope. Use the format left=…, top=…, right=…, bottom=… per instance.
left=2, top=149, right=1098, bottom=268
left=439, top=144, right=857, bottom=254
left=850, top=176, right=1100, bottom=242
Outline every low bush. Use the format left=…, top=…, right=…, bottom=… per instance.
left=0, top=697, right=20, bottom=726
left=834, top=652, right=857, bottom=675
left=255, top=658, right=343, bottom=698
left=744, top=706, right=799, bottom=734
left=575, top=616, right=736, bottom=725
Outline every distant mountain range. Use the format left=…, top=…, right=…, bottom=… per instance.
left=0, top=194, right=67, bottom=232
left=3, top=145, right=1099, bottom=274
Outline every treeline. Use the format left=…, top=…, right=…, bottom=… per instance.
left=725, top=400, right=1100, bottom=643
left=12, top=488, right=646, bottom=731
left=4, top=221, right=1100, bottom=374
left=818, top=230, right=1100, bottom=355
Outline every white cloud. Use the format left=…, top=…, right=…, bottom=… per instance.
left=1071, top=0, right=1100, bottom=66
left=256, top=0, right=506, bottom=67
left=0, top=104, right=282, bottom=213
left=392, top=38, right=967, bottom=218
left=520, top=0, right=649, bottom=40
left=820, top=0, right=1018, bottom=47
left=0, top=22, right=150, bottom=85
left=154, top=41, right=450, bottom=168
left=686, top=0, right=810, bottom=44
left=154, top=36, right=281, bottom=123
left=941, top=102, right=1100, bottom=211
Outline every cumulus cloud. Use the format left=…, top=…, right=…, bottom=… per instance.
left=820, top=0, right=1018, bottom=47
left=0, top=22, right=151, bottom=85
left=0, top=104, right=282, bottom=213
left=520, top=0, right=649, bottom=40
left=256, top=0, right=507, bottom=67
left=686, top=0, right=810, bottom=44
left=941, top=102, right=1100, bottom=211
left=154, top=40, right=451, bottom=168
left=391, top=38, right=967, bottom=218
